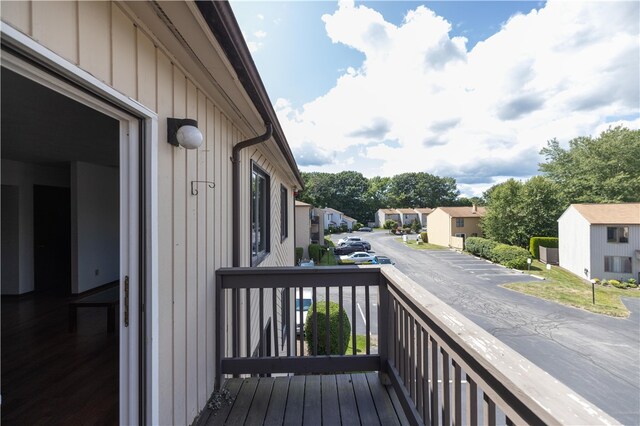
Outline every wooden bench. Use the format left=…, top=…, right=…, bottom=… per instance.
left=69, top=286, right=119, bottom=333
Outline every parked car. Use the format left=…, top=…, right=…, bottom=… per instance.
left=334, top=242, right=368, bottom=255
left=339, top=252, right=376, bottom=264
left=358, top=227, right=372, bottom=232
left=374, top=255, right=395, bottom=265
left=338, top=239, right=371, bottom=251
left=296, top=289, right=312, bottom=335
left=338, top=235, right=363, bottom=244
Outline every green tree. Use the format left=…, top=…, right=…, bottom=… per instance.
left=539, top=126, right=640, bottom=203
left=388, top=172, right=459, bottom=207
left=481, top=176, right=564, bottom=247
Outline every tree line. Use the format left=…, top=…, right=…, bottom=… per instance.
left=297, top=127, right=639, bottom=247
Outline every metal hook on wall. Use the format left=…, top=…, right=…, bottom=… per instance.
left=191, top=181, right=215, bottom=195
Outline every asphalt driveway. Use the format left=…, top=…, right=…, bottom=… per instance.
left=332, top=230, right=640, bottom=425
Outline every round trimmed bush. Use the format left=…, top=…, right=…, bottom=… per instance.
left=490, top=244, right=531, bottom=269
left=304, top=301, right=351, bottom=355
left=420, top=232, right=428, bottom=243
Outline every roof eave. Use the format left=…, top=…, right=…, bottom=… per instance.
left=195, top=1, right=304, bottom=189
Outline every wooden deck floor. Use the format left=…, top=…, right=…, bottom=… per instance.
left=197, top=373, right=409, bottom=426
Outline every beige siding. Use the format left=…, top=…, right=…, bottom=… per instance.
left=1, top=2, right=297, bottom=424
left=450, top=217, right=483, bottom=240
left=426, top=209, right=452, bottom=247
left=295, top=206, right=312, bottom=259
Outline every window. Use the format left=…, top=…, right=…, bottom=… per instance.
left=456, top=218, right=464, bottom=227
left=607, top=226, right=629, bottom=243
left=251, top=163, right=270, bottom=265
left=280, top=185, right=288, bottom=241
left=604, top=256, right=632, bottom=273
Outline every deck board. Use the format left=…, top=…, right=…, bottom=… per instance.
left=204, top=373, right=406, bottom=426
left=320, top=375, right=341, bottom=426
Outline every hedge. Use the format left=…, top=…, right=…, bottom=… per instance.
left=491, top=244, right=531, bottom=269
left=304, top=301, right=351, bottom=355
left=295, top=247, right=304, bottom=264
left=308, top=244, right=324, bottom=262
left=465, top=237, right=499, bottom=260
left=529, top=237, right=559, bottom=259
left=420, top=232, right=428, bottom=243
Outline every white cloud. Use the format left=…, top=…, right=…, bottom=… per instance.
left=254, top=30, right=267, bottom=39
left=246, top=40, right=262, bottom=53
left=257, top=14, right=264, bottom=20
left=274, top=0, right=640, bottom=195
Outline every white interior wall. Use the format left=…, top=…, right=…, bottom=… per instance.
left=1, top=159, right=70, bottom=294
left=71, top=161, right=119, bottom=293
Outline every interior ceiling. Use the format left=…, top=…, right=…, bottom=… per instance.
left=1, top=67, right=119, bottom=168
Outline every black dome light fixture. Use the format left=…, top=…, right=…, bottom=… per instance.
left=167, top=118, right=203, bottom=149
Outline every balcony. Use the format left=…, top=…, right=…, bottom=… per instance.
left=200, top=267, right=618, bottom=425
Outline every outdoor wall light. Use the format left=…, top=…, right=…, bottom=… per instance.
left=167, top=118, right=203, bottom=149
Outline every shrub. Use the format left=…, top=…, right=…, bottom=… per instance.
left=383, top=219, right=398, bottom=230
left=295, top=247, right=304, bottom=264
left=593, top=278, right=601, bottom=285
left=465, top=237, right=499, bottom=260
left=308, top=244, right=324, bottom=262
left=410, top=218, right=421, bottom=233
left=490, top=244, right=531, bottom=269
left=304, top=301, right=351, bottom=355
left=529, top=237, right=559, bottom=259
left=420, top=232, right=428, bottom=243
left=353, top=222, right=363, bottom=231
left=340, top=224, right=348, bottom=233
left=608, top=279, right=626, bottom=289
left=324, top=236, right=335, bottom=248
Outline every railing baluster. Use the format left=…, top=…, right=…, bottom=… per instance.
left=393, top=300, right=398, bottom=366
left=352, top=286, right=356, bottom=355
left=246, top=288, right=251, bottom=358
left=467, top=376, right=478, bottom=425
left=404, top=307, right=409, bottom=387
left=232, top=288, right=239, bottom=359
left=442, top=349, right=451, bottom=426
left=483, top=393, right=497, bottom=426
left=416, top=325, right=423, bottom=418
left=365, top=285, right=370, bottom=355
left=409, top=317, right=415, bottom=403
left=299, top=286, right=304, bottom=357
left=325, top=286, right=330, bottom=356
left=272, top=288, right=279, bottom=358
left=313, top=286, right=318, bottom=356
left=431, top=336, right=439, bottom=426
left=339, top=286, right=344, bottom=354
left=286, top=288, right=291, bottom=357
left=398, top=305, right=404, bottom=379
left=423, top=330, right=430, bottom=425
left=453, top=361, right=462, bottom=426
left=259, top=287, right=264, bottom=357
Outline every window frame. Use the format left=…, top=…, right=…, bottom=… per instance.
left=280, top=185, right=288, bottom=242
left=606, top=226, right=629, bottom=243
left=456, top=218, right=464, bottom=227
left=251, top=162, right=271, bottom=266
left=604, top=256, right=632, bottom=273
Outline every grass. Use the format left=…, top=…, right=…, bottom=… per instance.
left=346, top=334, right=371, bottom=354
left=503, top=260, right=640, bottom=317
left=395, top=237, right=446, bottom=250
left=319, top=251, right=337, bottom=266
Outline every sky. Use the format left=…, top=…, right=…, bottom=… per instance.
left=231, top=0, right=640, bottom=197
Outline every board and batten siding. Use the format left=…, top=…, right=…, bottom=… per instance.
left=590, top=224, right=640, bottom=281
left=1, top=2, right=295, bottom=424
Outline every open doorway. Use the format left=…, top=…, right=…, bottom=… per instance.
left=1, top=66, right=124, bottom=423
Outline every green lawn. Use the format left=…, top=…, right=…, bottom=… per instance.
left=346, top=334, right=372, bottom=354
left=395, top=237, right=446, bottom=250
left=503, top=260, right=640, bottom=317
left=319, top=251, right=337, bottom=266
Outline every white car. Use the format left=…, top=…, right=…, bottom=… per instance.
left=337, top=236, right=362, bottom=245
left=339, top=251, right=376, bottom=264
left=296, top=289, right=312, bottom=335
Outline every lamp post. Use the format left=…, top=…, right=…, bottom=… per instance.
left=546, top=263, right=551, bottom=280
left=590, top=279, right=596, bottom=304
left=527, top=258, right=532, bottom=271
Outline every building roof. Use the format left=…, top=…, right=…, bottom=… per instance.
left=414, top=208, right=434, bottom=214
left=571, top=203, right=640, bottom=225
left=396, top=208, right=418, bottom=214
left=342, top=215, right=357, bottom=222
left=324, top=207, right=343, bottom=214
left=295, top=201, right=311, bottom=207
left=437, top=206, right=486, bottom=218
left=379, top=209, right=399, bottom=214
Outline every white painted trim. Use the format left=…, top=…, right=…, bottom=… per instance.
left=1, top=24, right=160, bottom=424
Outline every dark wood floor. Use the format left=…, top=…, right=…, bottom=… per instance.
left=198, top=373, right=409, bottom=426
left=1, top=292, right=118, bottom=425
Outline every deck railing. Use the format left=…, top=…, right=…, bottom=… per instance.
left=215, top=266, right=619, bottom=426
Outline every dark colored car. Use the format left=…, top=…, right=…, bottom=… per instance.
left=374, top=255, right=395, bottom=265
left=358, top=227, right=372, bottom=232
left=337, top=240, right=371, bottom=251
left=334, top=242, right=368, bottom=255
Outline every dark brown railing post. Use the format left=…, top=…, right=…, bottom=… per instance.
left=377, top=272, right=391, bottom=385
left=215, top=273, right=225, bottom=389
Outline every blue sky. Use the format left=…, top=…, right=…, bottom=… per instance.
left=231, top=1, right=640, bottom=196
